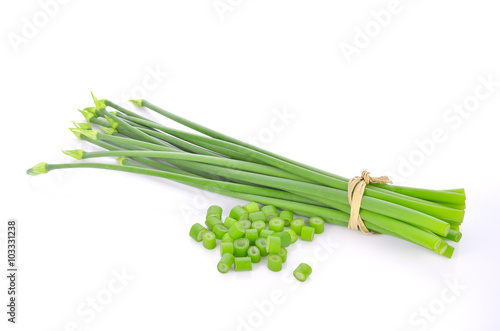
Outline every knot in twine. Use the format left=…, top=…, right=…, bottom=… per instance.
left=347, top=170, right=392, bottom=235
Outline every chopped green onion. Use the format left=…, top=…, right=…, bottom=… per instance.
left=278, top=247, right=287, bottom=262
left=293, top=263, right=312, bottom=282
left=218, top=253, right=234, bottom=273
left=291, top=218, right=305, bottom=235
left=301, top=226, right=315, bottom=241
left=245, top=229, right=259, bottom=245
left=443, top=245, right=455, bottom=259
left=260, top=229, right=274, bottom=238
left=248, top=246, right=261, bottom=263
left=249, top=211, right=266, bottom=222
left=243, top=202, right=260, bottom=213
left=255, top=237, right=269, bottom=256
left=269, top=217, right=285, bottom=232
left=220, top=242, right=234, bottom=256
left=228, top=222, right=246, bottom=240
left=224, top=216, right=238, bottom=229
left=207, top=205, right=222, bottom=219
left=309, top=216, right=325, bottom=234
left=202, top=231, right=216, bottom=249
left=189, top=223, right=207, bottom=242
left=268, top=254, right=282, bottom=272
left=261, top=205, right=278, bottom=221
left=234, top=257, right=252, bottom=271
left=272, top=231, right=291, bottom=247
left=238, top=220, right=252, bottom=230
left=233, top=238, right=250, bottom=257
left=266, top=236, right=281, bottom=254
left=279, top=210, right=293, bottom=226
left=229, top=206, right=249, bottom=221
left=205, top=215, right=223, bottom=231
left=251, top=220, right=266, bottom=234
left=221, top=233, right=234, bottom=243
left=284, top=229, right=298, bottom=244
left=213, top=224, right=228, bottom=240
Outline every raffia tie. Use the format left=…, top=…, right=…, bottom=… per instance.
left=347, top=170, right=392, bottom=235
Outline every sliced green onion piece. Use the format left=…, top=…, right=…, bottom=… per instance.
left=220, top=242, right=234, bottom=256
left=234, top=257, right=252, bottom=271
left=309, top=216, right=325, bottom=234
left=189, top=223, right=207, bottom=242
left=245, top=229, right=259, bottom=245
left=238, top=220, right=252, bottom=230
left=224, top=216, right=238, bottom=229
left=255, top=237, right=269, bottom=257
left=221, top=233, right=234, bottom=243
left=269, top=217, right=285, bottom=232
left=291, top=218, right=305, bottom=235
left=243, top=202, right=260, bottom=213
left=207, top=205, right=223, bottom=219
left=233, top=238, right=250, bottom=257
left=278, top=247, right=287, bottom=262
left=279, top=210, right=293, bottom=226
left=261, top=205, right=278, bottom=221
left=218, top=253, right=234, bottom=274
left=248, top=246, right=261, bottom=263
left=213, top=224, right=228, bottom=240
left=272, top=231, right=291, bottom=247
left=443, top=245, right=455, bottom=259
left=228, top=222, right=246, bottom=239
left=293, top=263, right=312, bottom=282
left=229, top=205, right=249, bottom=221
left=266, top=236, right=281, bottom=254
left=260, top=229, right=274, bottom=238
left=205, top=215, right=223, bottom=231
left=284, top=229, right=298, bottom=244
left=251, top=220, right=266, bottom=234
left=202, top=231, right=216, bottom=250
left=268, top=254, right=282, bottom=272
left=249, top=211, right=266, bottom=222
left=301, top=226, right=315, bottom=241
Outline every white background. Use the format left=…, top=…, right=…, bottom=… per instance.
left=1, top=1, right=500, bottom=330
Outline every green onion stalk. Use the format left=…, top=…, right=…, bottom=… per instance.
left=27, top=94, right=466, bottom=258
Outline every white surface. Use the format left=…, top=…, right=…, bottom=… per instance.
left=1, top=1, right=500, bottom=330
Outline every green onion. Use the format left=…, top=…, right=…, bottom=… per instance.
left=309, top=216, right=325, bottom=234
left=202, top=231, right=216, bottom=250
left=228, top=222, right=246, bottom=240
left=272, top=231, right=291, bottom=247
left=260, top=229, right=274, bottom=238
left=234, top=257, right=253, bottom=271
left=249, top=211, right=266, bottom=222
left=233, top=238, right=250, bottom=257
left=279, top=210, right=294, bottom=226
left=189, top=223, right=207, bottom=242
left=293, top=263, right=312, bottom=282
left=245, top=229, right=259, bottom=245
left=218, top=253, right=234, bottom=273
left=284, top=229, right=298, bottom=244
left=221, top=233, right=234, bottom=243
left=224, top=216, right=238, bottom=229
left=213, top=224, right=228, bottom=240
left=205, top=216, right=223, bottom=231
left=268, top=254, right=283, bottom=272
left=207, top=205, right=223, bottom=219
left=278, top=247, right=287, bottom=262
left=243, top=202, right=260, bottom=213
left=220, top=242, right=234, bottom=256
left=266, top=236, right=281, bottom=254
left=301, top=226, right=315, bottom=241
left=269, top=217, right=285, bottom=232
left=255, top=237, right=269, bottom=257
left=229, top=206, right=249, bottom=221
left=248, top=246, right=261, bottom=263
left=261, top=205, right=278, bottom=221
left=251, top=220, right=266, bottom=234
left=291, top=218, right=305, bottom=235
left=238, top=220, right=252, bottom=230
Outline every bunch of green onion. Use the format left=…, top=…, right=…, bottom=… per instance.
left=27, top=94, right=466, bottom=258
left=191, top=202, right=315, bottom=280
